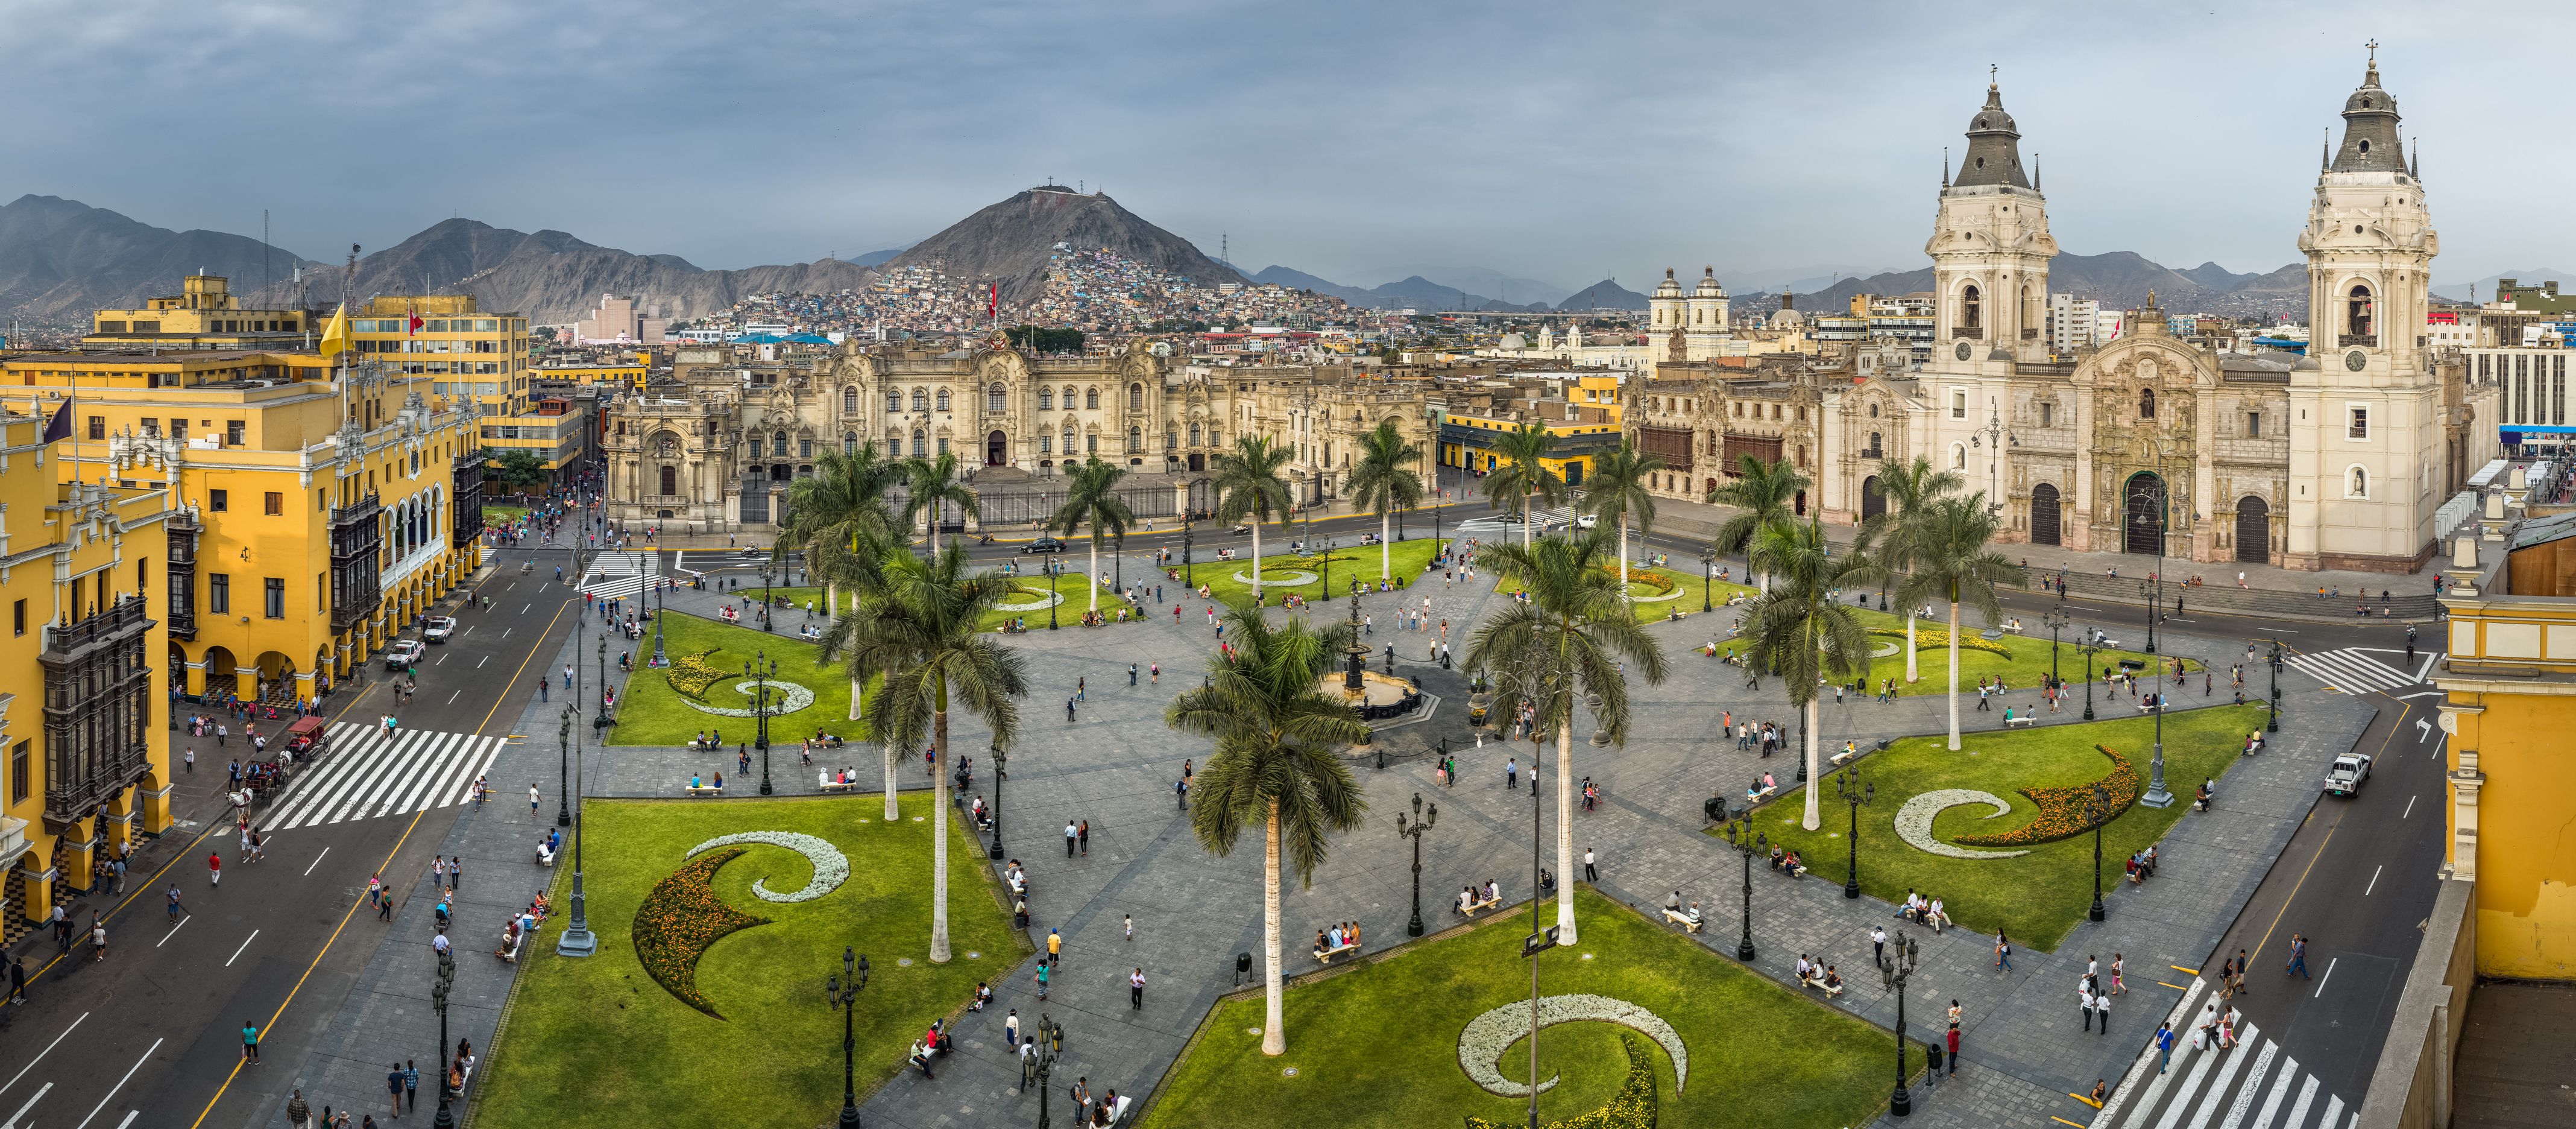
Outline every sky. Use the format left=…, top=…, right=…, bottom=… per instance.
left=8, top=0, right=2565, bottom=297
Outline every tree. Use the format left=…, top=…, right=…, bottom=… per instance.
left=1891, top=493, right=2018, bottom=751
left=1482, top=422, right=1566, bottom=552
left=820, top=539, right=1029, bottom=962
left=1743, top=517, right=1883, bottom=830
left=899, top=449, right=981, bottom=543
left=808, top=524, right=907, bottom=818
left=493, top=449, right=550, bottom=494
left=1704, top=455, right=1810, bottom=591
left=1006, top=325, right=1086, bottom=353
left=1464, top=530, right=1667, bottom=944
left=783, top=441, right=904, bottom=615
left=1343, top=420, right=1424, bottom=580
left=1211, top=435, right=1294, bottom=595
left=1853, top=455, right=1964, bottom=685
left=1048, top=459, right=1133, bottom=614
left=1582, top=437, right=1666, bottom=608
left=1167, top=602, right=1369, bottom=1057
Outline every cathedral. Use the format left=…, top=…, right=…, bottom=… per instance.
left=1797, top=57, right=2493, bottom=572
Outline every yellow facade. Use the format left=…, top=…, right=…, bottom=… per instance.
left=83, top=274, right=313, bottom=352
left=2433, top=522, right=2576, bottom=979
left=482, top=402, right=592, bottom=475
left=1439, top=374, right=1627, bottom=485
left=0, top=349, right=483, bottom=709
left=532, top=361, right=646, bottom=392
left=0, top=410, right=175, bottom=926
left=347, top=296, right=532, bottom=420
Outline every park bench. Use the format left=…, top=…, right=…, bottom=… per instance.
left=1455, top=894, right=1502, bottom=919
left=1312, top=941, right=1360, bottom=964
left=685, top=783, right=725, bottom=797
left=2004, top=714, right=2039, bottom=728
left=819, top=773, right=858, bottom=793
left=446, top=1064, right=475, bottom=1101
left=1743, top=783, right=1778, bottom=805
left=1828, top=748, right=1855, bottom=766
left=1660, top=908, right=1704, bottom=934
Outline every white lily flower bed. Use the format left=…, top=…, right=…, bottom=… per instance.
left=1457, top=993, right=1687, bottom=1096
left=679, top=679, right=818, bottom=718
left=685, top=832, right=850, bottom=902
left=1892, top=789, right=2032, bottom=859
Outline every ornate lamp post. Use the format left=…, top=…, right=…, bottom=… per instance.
left=1048, top=558, right=1060, bottom=631
left=761, top=561, right=775, bottom=632
left=1522, top=742, right=1556, bottom=1129
left=1032, top=1014, right=1066, bottom=1129
left=2138, top=578, right=2158, bottom=656
left=1722, top=821, right=1763, bottom=963
left=430, top=943, right=458, bottom=1129
left=1699, top=549, right=1715, bottom=614
left=649, top=547, right=667, bottom=669
left=2075, top=632, right=2104, bottom=721
left=2042, top=603, right=2070, bottom=688
left=746, top=653, right=778, bottom=794
left=2141, top=647, right=2175, bottom=808
left=594, top=632, right=613, bottom=733
left=1398, top=792, right=1438, bottom=937
left=987, top=744, right=1006, bottom=858
left=1880, top=929, right=1922, bottom=1118
left=2267, top=640, right=2284, bottom=733
left=1835, top=764, right=1872, bottom=900
left=2086, top=780, right=2111, bottom=923
left=827, top=947, right=868, bottom=1128
left=555, top=706, right=572, bottom=827
left=559, top=706, right=597, bottom=957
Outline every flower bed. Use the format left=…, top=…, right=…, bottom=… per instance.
left=1870, top=628, right=2011, bottom=658
left=685, top=832, right=849, bottom=903
left=1466, top=1034, right=1658, bottom=1129
left=1951, top=744, right=2142, bottom=848
left=1601, top=565, right=1676, bottom=594
left=667, top=648, right=728, bottom=699
left=633, top=847, right=772, bottom=1018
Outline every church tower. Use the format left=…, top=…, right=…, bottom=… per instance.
left=2285, top=47, right=2442, bottom=571
left=1649, top=269, right=1685, bottom=338
left=1687, top=267, right=1730, bottom=339
left=1926, top=78, right=2056, bottom=367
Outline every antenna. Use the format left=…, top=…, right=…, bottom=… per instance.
left=264, top=209, right=271, bottom=296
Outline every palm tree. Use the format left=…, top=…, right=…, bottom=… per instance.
left=899, top=449, right=981, bottom=546
left=1854, top=456, right=1964, bottom=685
left=1743, top=517, right=1883, bottom=830
left=1343, top=420, right=1424, bottom=581
left=1891, top=493, right=2018, bottom=751
left=1048, top=458, right=1133, bottom=615
left=1582, top=437, right=1666, bottom=608
left=1211, top=435, right=1294, bottom=595
left=1168, top=602, right=1370, bottom=1056
left=1704, top=455, right=1810, bottom=592
left=808, top=525, right=907, bottom=818
left=1464, top=530, right=1667, bottom=943
left=822, top=539, right=1030, bottom=961
left=784, top=443, right=905, bottom=712
left=1481, top=423, right=1565, bottom=551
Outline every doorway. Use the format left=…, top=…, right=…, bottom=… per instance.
left=2029, top=482, right=2061, bottom=546
left=2235, top=496, right=2270, bottom=563
left=987, top=431, right=1007, bottom=467
left=2123, top=473, right=2167, bottom=556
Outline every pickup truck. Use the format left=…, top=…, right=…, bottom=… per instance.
left=385, top=639, right=427, bottom=671
left=423, top=616, right=457, bottom=642
left=2323, top=753, right=2373, bottom=797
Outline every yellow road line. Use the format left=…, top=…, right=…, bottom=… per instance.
left=2053, top=1118, right=2090, bottom=1127
left=2072, top=1093, right=2105, bottom=1108
left=2156, top=981, right=2187, bottom=991
left=2170, top=965, right=2199, bottom=975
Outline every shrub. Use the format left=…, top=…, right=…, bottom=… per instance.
left=1598, top=566, right=1677, bottom=594
left=1464, top=1033, right=1658, bottom=1129
left=1870, top=628, right=2010, bottom=659
left=667, top=648, right=728, bottom=700
left=632, top=847, right=772, bottom=1018
left=1951, top=744, right=2143, bottom=848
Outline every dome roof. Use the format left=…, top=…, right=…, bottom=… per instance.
left=2345, top=65, right=2396, bottom=115
left=1653, top=268, right=1682, bottom=298
left=1499, top=333, right=1527, bottom=350
left=1694, top=267, right=1725, bottom=297
left=1967, top=84, right=2018, bottom=138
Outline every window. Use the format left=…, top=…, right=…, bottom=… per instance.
left=10, top=599, right=19, bottom=637
left=1951, top=391, right=1967, bottom=419
left=86, top=416, right=103, bottom=440
left=843, top=387, right=858, bottom=414
left=1865, top=431, right=1883, bottom=458
left=10, top=742, right=23, bottom=803
left=1962, top=285, right=1982, bottom=332
left=1039, top=388, right=1054, bottom=410
left=1086, top=432, right=1098, bottom=454
left=887, top=390, right=901, bottom=413
left=936, top=437, right=949, bottom=455
left=263, top=492, right=283, bottom=515
left=2348, top=406, right=2369, bottom=440
left=1165, top=430, right=1177, bottom=449
left=1062, top=385, right=1077, bottom=408
left=264, top=578, right=285, bottom=619
left=936, top=388, right=951, bottom=412
left=1189, top=422, right=1201, bottom=446
left=843, top=431, right=857, bottom=453
left=170, top=419, right=187, bottom=440
left=227, top=420, right=245, bottom=444
left=799, top=438, right=813, bottom=458
left=2348, top=466, right=2369, bottom=498
left=2247, top=411, right=2262, bottom=437
left=2038, top=402, right=2052, bottom=428
left=210, top=489, right=229, bottom=512
left=1128, top=425, right=1142, bottom=452
left=1040, top=435, right=1053, bottom=455
left=2139, top=388, right=2156, bottom=419
left=989, top=384, right=1007, bottom=413
left=1062, top=425, right=1075, bottom=454
left=1085, top=388, right=1099, bottom=410
left=2348, top=285, right=2373, bottom=338
left=912, top=431, right=926, bottom=458
left=210, top=573, right=230, bottom=613
left=1129, top=383, right=1144, bottom=410
left=912, top=390, right=927, bottom=412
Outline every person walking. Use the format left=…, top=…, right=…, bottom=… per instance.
left=1871, top=926, right=1886, bottom=966
left=1945, top=1023, right=1960, bottom=1075
left=168, top=883, right=186, bottom=922
left=1033, top=961, right=1049, bottom=1000
left=89, top=917, right=105, bottom=963
left=1582, top=847, right=1598, bottom=883
left=404, top=1061, right=420, bottom=1113
left=184, top=747, right=194, bottom=773
left=388, top=1064, right=406, bottom=1119
left=2093, top=988, right=2108, bottom=1034
left=1994, top=931, right=2012, bottom=971
left=8, top=955, right=24, bottom=1005
left=2287, top=934, right=2310, bottom=979
left=243, top=1020, right=262, bottom=1064
left=531, top=785, right=541, bottom=818
left=2156, top=1022, right=2176, bottom=1072
left=2080, top=980, right=2096, bottom=1031
left=1047, top=928, right=1063, bottom=967
left=1077, top=820, right=1089, bottom=855
left=1124, top=914, right=1133, bottom=941
left=1130, top=967, right=1145, bottom=1010
left=1066, top=697, right=1077, bottom=723
left=209, top=850, right=222, bottom=887
left=449, top=857, right=462, bottom=894
left=1506, top=757, right=1517, bottom=789
left=1065, top=820, right=1079, bottom=858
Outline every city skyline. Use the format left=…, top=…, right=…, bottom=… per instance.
left=5, top=1, right=2567, bottom=294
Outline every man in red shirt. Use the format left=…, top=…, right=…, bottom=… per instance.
left=209, top=852, right=222, bottom=887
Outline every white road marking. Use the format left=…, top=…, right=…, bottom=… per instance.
left=71, top=1039, right=159, bottom=1129
left=477, top=655, right=489, bottom=668
left=2214, top=1039, right=2278, bottom=1129
left=304, top=847, right=330, bottom=876
left=156, top=918, right=187, bottom=947
left=448, top=690, right=460, bottom=704
left=116, top=1109, right=140, bottom=1128
left=225, top=929, right=259, bottom=967
left=2403, top=795, right=2416, bottom=819
left=2365, top=865, right=2382, bottom=896
left=0, top=1013, right=86, bottom=1099
left=1, top=1081, right=51, bottom=1129
left=502, top=628, right=512, bottom=639
left=2312, top=957, right=2337, bottom=998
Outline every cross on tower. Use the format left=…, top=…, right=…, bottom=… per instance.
left=2366, top=39, right=2378, bottom=63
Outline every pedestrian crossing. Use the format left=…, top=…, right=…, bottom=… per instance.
left=258, top=723, right=506, bottom=832
left=2098, top=983, right=2356, bottom=1129
left=583, top=550, right=660, bottom=602
left=2281, top=647, right=2431, bottom=694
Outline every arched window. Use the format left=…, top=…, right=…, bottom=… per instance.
left=912, top=430, right=926, bottom=458
left=773, top=431, right=787, bottom=449
left=2140, top=388, right=2156, bottom=419
left=910, top=389, right=927, bottom=412
left=660, top=466, right=677, bottom=495
left=1062, top=385, right=1077, bottom=408
left=1127, top=425, right=1142, bottom=452
left=843, top=431, right=857, bottom=453
left=1962, top=285, right=1982, bottom=332
left=1085, top=432, right=1098, bottom=454
left=1129, top=382, right=1144, bottom=410
left=1039, top=387, right=1054, bottom=410
left=935, top=388, right=950, bottom=412
left=1085, top=388, right=1100, bottom=410
left=1189, top=422, right=1201, bottom=446
left=1165, top=429, right=1177, bottom=449
left=1062, top=425, right=1075, bottom=454
left=2348, top=284, right=2374, bottom=338
left=1868, top=402, right=1879, bottom=418
left=1866, top=431, right=1883, bottom=458
left=843, top=387, right=858, bottom=414
left=886, top=389, right=901, bottom=413
left=2349, top=466, right=2369, bottom=498
left=988, top=384, right=1006, bottom=413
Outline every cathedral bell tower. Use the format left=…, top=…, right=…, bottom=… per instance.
left=1927, top=77, right=2056, bottom=368
left=2285, top=46, right=2442, bottom=571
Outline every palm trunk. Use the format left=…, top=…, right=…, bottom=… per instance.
left=931, top=692, right=953, bottom=963
left=1251, top=520, right=1264, bottom=595
left=1523, top=489, right=1534, bottom=552
left=1947, top=599, right=1962, bottom=751
left=1801, top=696, right=1822, bottom=830
left=1906, top=612, right=1919, bottom=683
left=1555, top=716, right=1577, bottom=944
left=1261, top=800, right=1286, bottom=1056
left=1086, top=534, right=1100, bottom=612
left=1617, top=516, right=1630, bottom=610
left=1381, top=510, right=1392, bottom=580
left=882, top=663, right=899, bottom=820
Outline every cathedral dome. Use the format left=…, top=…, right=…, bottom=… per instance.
left=1654, top=269, right=1683, bottom=298
left=1695, top=267, right=1725, bottom=297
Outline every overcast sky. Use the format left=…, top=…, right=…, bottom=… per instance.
left=8, top=0, right=2560, bottom=294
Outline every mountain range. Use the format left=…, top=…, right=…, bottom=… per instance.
left=1243, top=264, right=1645, bottom=312
left=2431, top=269, right=2576, bottom=303
left=0, top=194, right=326, bottom=323
left=1772, top=251, right=2311, bottom=320
left=882, top=187, right=1245, bottom=302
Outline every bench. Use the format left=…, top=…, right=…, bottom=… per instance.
left=819, top=774, right=858, bottom=793
left=685, top=784, right=725, bottom=797
left=1828, top=748, right=1854, bottom=766
left=1743, top=784, right=1777, bottom=805
left=2004, top=714, right=2039, bottom=728
left=1798, top=973, right=1845, bottom=998
left=1660, top=908, right=1704, bottom=934
left=446, top=1063, right=476, bottom=1101
left=1312, top=941, right=1360, bottom=964
left=1105, top=1094, right=1135, bottom=1126
left=1455, top=896, right=1502, bottom=919
left=536, top=842, right=556, bottom=867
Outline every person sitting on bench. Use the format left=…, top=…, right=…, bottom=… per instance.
left=1781, top=850, right=1807, bottom=878
left=1820, top=965, right=1845, bottom=996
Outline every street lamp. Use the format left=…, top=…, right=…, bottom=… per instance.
left=2138, top=640, right=2176, bottom=809
left=987, top=744, right=1006, bottom=858
left=761, top=561, right=775, bottom=632
left=594, top=633, right=613, bottom=733
left=2267, top=640, right=2284, bottom=733
left=1522, top=746, right=1554, bottom=1129
left=2042, top=604, right=2070, bottom=689
left=1879, top=928, right=1922, bottom=1118
left=1048, top=558, right=1060, bottom=631
left=556, top=706, right=572, bottom=828
left=1032, top=1014, right=1066, bottom=1129
left=649, top=548, right=667, bottom=669
left=745, top=654, right=778, bottom=794
left=2138, top=578, right=2158, bottom=656
left=431, top=944, right=458, bottom=1129
left=1834, top=765, right=1872, bottom=900
left=1699, top=549, right=1715, bottom=614
left=1722, top=820, right=1763, bottom=963
left=559, top=706, right=597, bottom=957
left=2086, top=780, right=2111, bottom=923
left=828, top=948, right=868, bottom=1128
left=1398, top=792, right=1438, bottom=937
left=2075, top=631, right=2104, bottom=721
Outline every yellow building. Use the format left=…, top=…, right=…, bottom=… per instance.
left=532, top=359, right=647, bottom=393
left=1437, top=373, right=1625, bottom=487
left=83, top=274, right=313, bottom=352
left=482, top=397, right=595, bottom=485
left=2432, top=509, right=2576, bottom=979
left=0, top=347, right=485, bottom=707
left=346, top=296, right=532, bottom=420
left=0, top=409, right=177, bottom=928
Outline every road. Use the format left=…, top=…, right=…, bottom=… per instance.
left=0, top=549, right=584, bottom=1129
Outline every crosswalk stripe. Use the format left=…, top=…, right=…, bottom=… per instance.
left=2247, top=1058, right=2297, bottom=1129
left=2284, top=649, right=2417, bottom=692
left=372, top=732, right=461, bottom=819
left=2215, top=1041, right=2278, bottom=1129
left=2279, top=1077, right=2317, bottom=1129
left=2153, top=1036, right=2223, bottom=1129
left=323, top=729, right=433, bottom=826
left=2316, top=1096, right=2342, bottom=1129
left=261, top=724, right=496, bottom=830
left=2181, top=1023, right=2259, bottom=1129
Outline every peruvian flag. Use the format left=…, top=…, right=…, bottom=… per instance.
left=988, top=283, right=998, bottom=319
left=409, top=308, right=423, bottom=335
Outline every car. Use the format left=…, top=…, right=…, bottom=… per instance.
left=1229, top=523, right=1253, bottom=535
left=2323, top=753, right=2373, bottom=797
left=423, top=616, right=457, bottom=642
left=1019, top=537, right=1068, bottom=555
left=385, top=640, right=427, bottom=671
left=1575, top=514, right=1598, bottom=530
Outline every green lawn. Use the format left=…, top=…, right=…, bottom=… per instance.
left=476, top=795, right=1020, bottom=1129
left=609, top=612, right=870, bottom=747
left=1679, top=601, right=2191, bottom=700
left=483, top=505, right=531, bottom=523
left=1735, top=704, right=2267, bottom=952
left=1144, top=887, right=1916, bottom=1129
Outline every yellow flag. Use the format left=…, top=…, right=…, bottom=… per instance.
left=320, top=303, right=351, bottom=357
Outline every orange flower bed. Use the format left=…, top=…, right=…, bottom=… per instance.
left=1951, top=744, right=2142, bottom=848
left=633, top=847, right=772, bottom=1018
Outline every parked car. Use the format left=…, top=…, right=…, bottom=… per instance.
left=385, top=639, right=427, bottom=671
left=2323, top=753, right=2373, bottom=797
left=423, top=616, right=457, bottom=642
left=1229, top=523, right=1253, bottom=535
left=1019, top=537, right=1068, bottom=555
left=1575, top=514, right=1598, bottom=530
